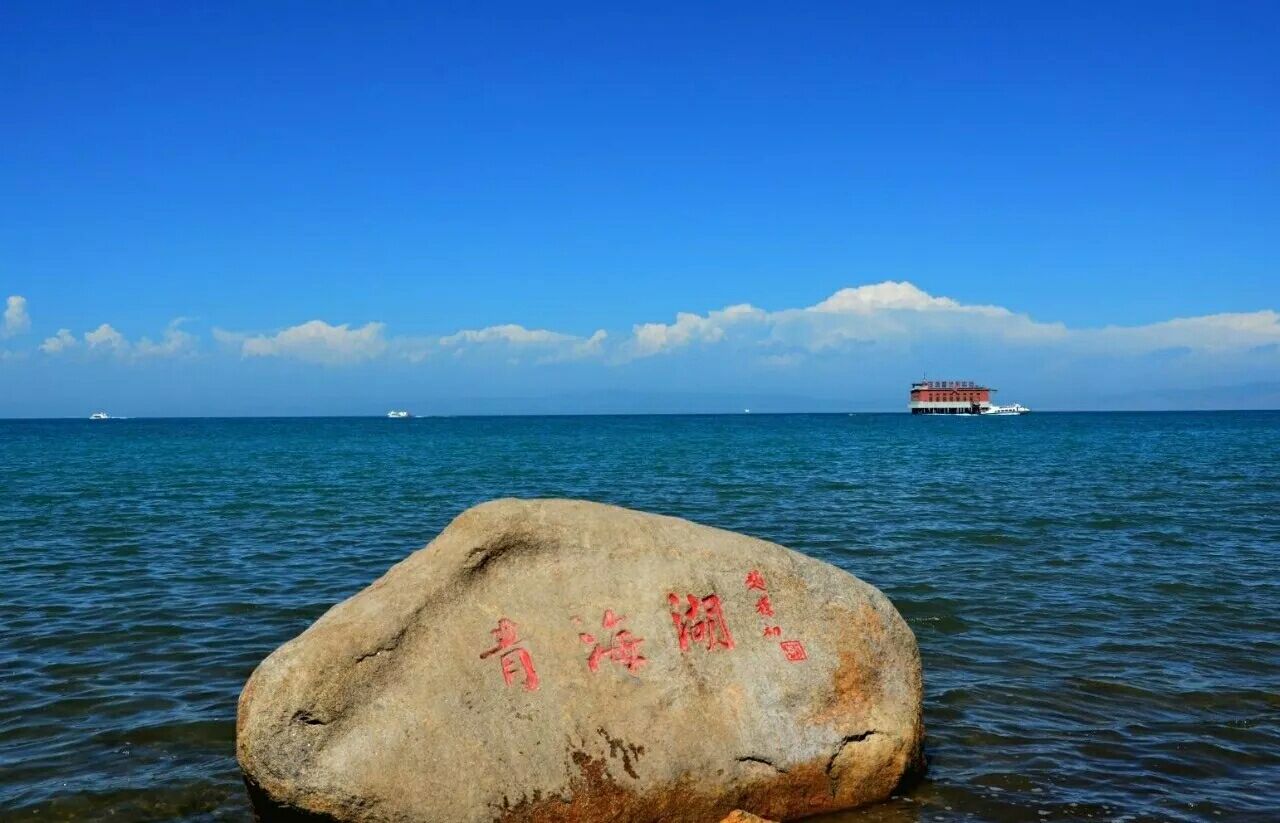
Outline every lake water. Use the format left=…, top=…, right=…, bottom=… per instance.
left=2, top=413, right=1278, bottom=822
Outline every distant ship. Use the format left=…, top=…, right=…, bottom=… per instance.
left=909, top=380, right=1029, bottom=415
left=981, top=403, right=1031, bottom=416
left=89, top=411, right=111, bottom=420
left=386, top=410, right=412, bottom=419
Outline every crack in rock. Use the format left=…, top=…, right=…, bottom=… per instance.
left=353, top=644, right=397, bottom=664
left=825, top=730, right=879, bottom=795
left=735, top=755, right=789, bottom=773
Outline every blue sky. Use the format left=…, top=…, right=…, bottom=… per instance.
left=2, top=2, right=1278, bottom=415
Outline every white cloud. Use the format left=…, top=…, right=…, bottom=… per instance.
left=135, top=319, right=198, bottom=358
left=807, top=281, right=990, bottom=315
left=40, top=328, right=78, bottom=354
left=439, top=324, right=577, bottom=347
left=224, top=320, right=388, bottom=365
left=1086, top=310, right=1280, bottom=354
left=573, top=329, right=610, bottom=360
left=84, top=323, right=128, bottom=352
left=627, top=304, right=765, bottom=358
left=436, top=323, right=609, bottom=363
left=3, top=295, right=30, bottom=338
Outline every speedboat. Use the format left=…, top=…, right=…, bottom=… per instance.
left=386, top=410, right=411, bottom=419
left=89, top=411, right=110, bottom=420
left=981, top=403, right=1030, bottom=416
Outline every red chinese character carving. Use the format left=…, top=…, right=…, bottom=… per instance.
left=480, top=618, right=519, bottom=656
left=755, top=594, right=775, bottom=617
left=579, top=609, right=647, bottom=674
left=779, top=640, right=807, bottom=662
left=763, top=625, right=781, bottom=638
left=668, top=593, right=735, bottom=652
left=479, top=617, right=540, bottom=691
left=745, top=569, right=768, bottom=591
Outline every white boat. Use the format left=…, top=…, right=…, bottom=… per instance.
left=89, top=411, right=111, bottom=420
left=386, top=410, right=411, bottom=419
left=981, top=403, right=1030, bottom=416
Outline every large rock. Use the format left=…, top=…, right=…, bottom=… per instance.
left=237, top=499, right=924, bottom=822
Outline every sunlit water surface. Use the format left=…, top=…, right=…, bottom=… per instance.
left=2, top=413, right=1277, bottom=822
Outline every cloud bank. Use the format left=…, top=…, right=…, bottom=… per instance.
left=213, top=320, right=609, bottom=366
left=613, top=281, right=1276, bottom=362
left=10, top=282, right=1280, bottom=407
left=40, top=319, right=197, bottom=360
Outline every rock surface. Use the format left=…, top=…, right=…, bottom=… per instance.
left=719, top=812, right=779, bottom=823
left=237, top=499, right=924, bottom=822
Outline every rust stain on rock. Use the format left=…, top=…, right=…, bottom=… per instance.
left=814, top=646, right=883, bottom=724
left=495, top=751, right=645, bottom=823
left=719, top=811, right=779, bottom=823
left=809, top=605, right=886, bottom=727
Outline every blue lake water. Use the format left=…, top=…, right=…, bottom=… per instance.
left=1, top=413, right=1278, bottom=821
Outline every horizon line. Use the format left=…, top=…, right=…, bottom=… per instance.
left=3, top=408, right=1279, bottom=421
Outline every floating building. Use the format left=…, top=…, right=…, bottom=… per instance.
left=909, top=380, right=993, bottom=415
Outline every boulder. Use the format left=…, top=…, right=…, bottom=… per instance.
left=237, top=499, right=924, bottom=822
